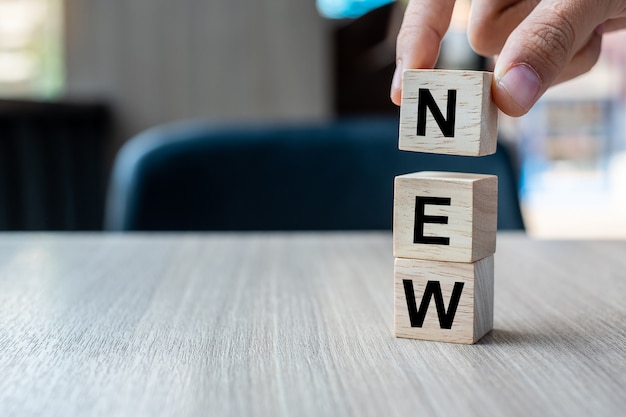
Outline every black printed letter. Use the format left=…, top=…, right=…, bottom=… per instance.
left=403, top=280, right=464, bottom=329
left=414, top=196, right=450, bottom=245
left=417, top=88, right=457, bottom=137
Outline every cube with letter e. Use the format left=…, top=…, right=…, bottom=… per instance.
left=393, top=171, right=497, bottom=263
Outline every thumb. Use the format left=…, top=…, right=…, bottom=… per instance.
left=492, top=0, right=610, bottom=117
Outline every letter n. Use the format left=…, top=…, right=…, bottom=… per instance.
left=416, top=88, right=457, bottom=138
left=403, top=279, right=464, bottom=329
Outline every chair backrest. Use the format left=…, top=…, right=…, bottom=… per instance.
left=105, top=118, right=524, bottom=231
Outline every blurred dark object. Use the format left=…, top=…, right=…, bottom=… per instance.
left=0, top=100, right=111, bottom=230
left=333, top=3, right=488, bottom=116
left=105, top=117, right=524, bottom=231
left=333, top=2, right=401, bottom=116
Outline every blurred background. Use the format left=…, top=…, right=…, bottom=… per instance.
left=0, top=0, right=625, bottom=237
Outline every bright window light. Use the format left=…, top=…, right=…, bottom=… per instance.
left=0, top=0, right=63, bottom=99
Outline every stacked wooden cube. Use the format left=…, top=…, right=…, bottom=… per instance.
left=394, top=70, right=499, bottom=344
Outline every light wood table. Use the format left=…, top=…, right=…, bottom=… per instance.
left=0, top=232, right=624, bottom=416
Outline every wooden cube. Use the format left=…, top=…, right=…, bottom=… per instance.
left=399, top=70, right=498, bottom=156
left=394, top=255, right=494, bottom=344
left=393, top=171, right=497, bottom=263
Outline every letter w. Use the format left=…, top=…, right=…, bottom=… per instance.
left=417, top=88, right=457, bottom=137
left=403, top=280, right=464, bottom=329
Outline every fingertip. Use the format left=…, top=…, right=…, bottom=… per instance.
left=390, top=88, right=402, bottom=107
left=493, top=63, right=543, bottom=117
left=390, top=60, right=403, bottom=106
left=492, top=84, right=529, bottom=117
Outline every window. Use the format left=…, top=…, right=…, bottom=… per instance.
left=0, top=0, right=63, bottom=98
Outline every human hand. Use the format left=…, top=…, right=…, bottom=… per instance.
left=390, top=0, right=626, bottom=116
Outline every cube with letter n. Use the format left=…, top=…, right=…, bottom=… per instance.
left=399, top=70, right=498, bottom=156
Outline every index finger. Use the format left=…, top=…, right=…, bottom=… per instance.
left=391, top=0, right=456, bottom=105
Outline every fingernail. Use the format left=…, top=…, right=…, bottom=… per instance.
left=496, top=64, right=542, bottom=112
left=391, top=59, right=403, bottom=97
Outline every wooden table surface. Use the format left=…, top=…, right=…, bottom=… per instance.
left=0, top=232, right=624, bottom=417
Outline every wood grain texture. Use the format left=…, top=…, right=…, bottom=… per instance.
left=394, top=171, right=497, bottom=262
left=394, top=255, right=494, bottom=344
left=399, top=70, right=498, bottom=156
left=0, top=232, right=625, bottom=417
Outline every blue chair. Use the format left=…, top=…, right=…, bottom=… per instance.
left=105, top=118, right=524, bottom=231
